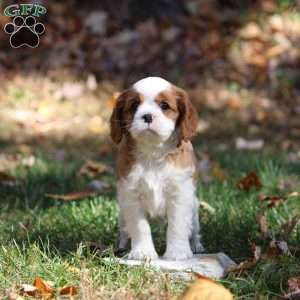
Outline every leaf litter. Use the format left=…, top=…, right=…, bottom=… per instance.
left=8, top=277, right=78, bottom=299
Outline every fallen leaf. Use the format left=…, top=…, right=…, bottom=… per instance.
left=229, top=258, right=258, bottom=275
left=78, top=160, right=113, bottom=178
left=237, top=172, right=262, bottom=191
left=284, top=277, right=300, bottom=299
left=288, top=277, right=300, bottom=292
left=178, top=275, right=233, bottom=300
left=60, top=285, right=78, bottom=296
left=46, top=191, right=96, bottom=201
left=0, top=171, right=17, bottom=186
left=34, top=277, right=55, bottom=297
left=257, top=213, right=269, bottom=237
left=266, top=45, right=286, bottom=58
left=259, top=194, right=286, bottom=208
left=19, top=284, right=39, bottom=298
left=261, top=240, right=290, bottom=261
left=229, top=243, right=262, bottom=275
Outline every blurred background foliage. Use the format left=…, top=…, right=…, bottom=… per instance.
left=0, top=0, right=300, bottom=158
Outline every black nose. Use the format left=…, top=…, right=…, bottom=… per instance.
left=142, top=113, right=153, bottom=124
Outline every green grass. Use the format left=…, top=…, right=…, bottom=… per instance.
left=0, top=148, right=300, bottom=299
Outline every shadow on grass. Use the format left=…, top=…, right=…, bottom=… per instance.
left=1, top=140, right=299, bottom=261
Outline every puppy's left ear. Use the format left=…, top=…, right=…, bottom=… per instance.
left=176, top=88, right=199, bottom=141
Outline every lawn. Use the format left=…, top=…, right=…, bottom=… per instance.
left=1, top=1, right=300, bottom=298
left=1, top=145, right=299, bottom=299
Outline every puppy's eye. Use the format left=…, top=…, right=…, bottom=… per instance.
left=130, top=100, right=140, bottom=112
left=159, top=101, right=170, bottom=110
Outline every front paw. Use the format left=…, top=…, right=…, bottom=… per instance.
left=128, top=246, right=158, bottom=260
left=163, top=246, right=193, bottom=260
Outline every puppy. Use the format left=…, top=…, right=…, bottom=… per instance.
left=110, top=77, right=204, bottom=260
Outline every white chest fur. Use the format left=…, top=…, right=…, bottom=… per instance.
left=118, top=158, right=194, bottom=218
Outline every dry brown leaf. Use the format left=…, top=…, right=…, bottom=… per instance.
left=0, top=171, right=17, bottom=186
left=284, top=277, right=300, bottom=299
left=259, top=194, right=286, bottom=208
left=229, top=244, right=261, bottom=274
left=248, top=54, right=267, bottom=68
left=177, top=275, right=233, bottom=300
left=261, top=240, right=290, bottom=261
left=78, top=160, right=113, bottom=178
left=46, top=191, right=96, bottom=201
left=261, top=245, right=281, bottom=261
left=257, top=213, right=269, bottom=237
left=60, top=285, right=78, bottom=296
left=288, top=277, right=300, bottom=292
left=266, top=45, right=286, bottom=58
left=229, top=258, right=258, bottom=275
left=237, top=171, right=262, bottom=191
left=34, top=277, right=55, bottom=297
left=19, top=284, right=39, bottom=297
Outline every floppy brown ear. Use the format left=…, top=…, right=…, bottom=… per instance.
left=110, top=92, right=126, bottom=144
left=176, top=88, right=199, bottom=141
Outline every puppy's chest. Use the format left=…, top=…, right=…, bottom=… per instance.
left=128, top=162, right=179, bottom=217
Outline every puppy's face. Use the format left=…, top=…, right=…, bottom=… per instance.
left=110, top=77, right=198, bottom=145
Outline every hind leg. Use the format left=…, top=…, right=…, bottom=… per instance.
left=118, top=210, right=130, bottom=250
left=190, top=199, right=205, bottom=253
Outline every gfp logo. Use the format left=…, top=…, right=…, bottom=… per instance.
left=3, top=4, right=47, bottom=48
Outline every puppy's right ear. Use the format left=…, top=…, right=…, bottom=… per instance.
left=110, top=91, right=126, bottom=144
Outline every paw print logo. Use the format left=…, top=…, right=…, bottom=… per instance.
left=4, top=16, right=45, bottom=48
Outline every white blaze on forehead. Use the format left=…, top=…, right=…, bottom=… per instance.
left=133, top=77, right=171, bottom=101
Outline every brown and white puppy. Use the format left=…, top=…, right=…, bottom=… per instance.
left=110, top=77, right=204, bottom=260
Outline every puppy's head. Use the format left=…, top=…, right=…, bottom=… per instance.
left=110, top=77, right=198, bottom=145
